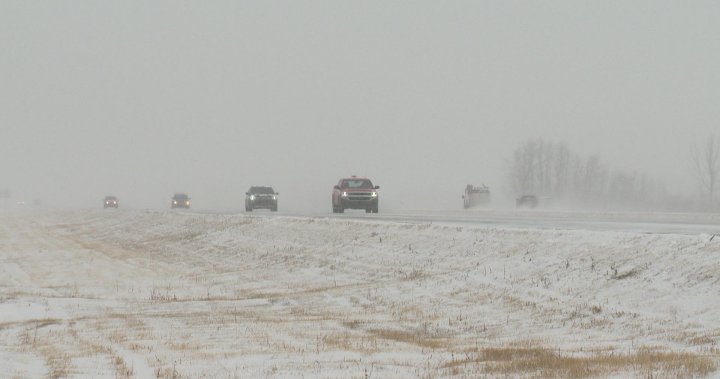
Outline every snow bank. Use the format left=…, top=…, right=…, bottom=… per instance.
left=1, top=210, right=718, bottom=378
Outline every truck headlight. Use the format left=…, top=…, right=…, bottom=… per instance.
left=272, top=196, right=277, bottom=200
left=173, top=201, right=177, bottom=204
left=250, top=195, right=255, bottom=200
left=341, top=192, right=348, bottom=197
left=371, top=192, right=378, bottom=197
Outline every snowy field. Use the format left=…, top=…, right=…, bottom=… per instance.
left=1, top=210, right=719, bottom=378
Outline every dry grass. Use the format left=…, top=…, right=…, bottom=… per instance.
left=613, top=267, right=642, bottom=280
left=148, top=288, right=180, bottom=302
left=112, top=354, right=135, bottom=379
left=323, top=332, right=380, bottom=353
left=443, top=344, right=717, bottom=378
left=577, top=317, right=613, bottom=330
left=368, top=328, right=448, bottom=349
left=401, top=268, right=427, bottom=281
left=45, top=350, right=71, bottom=379
left=671, top=330, right=719, bottom=346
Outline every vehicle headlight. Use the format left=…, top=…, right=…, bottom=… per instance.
left=272, top=196, right=277, bottom=200
left=250, top=195, right=255, bottom=200
left=173, top=201, right=177, bottom=204
left=371, top=192, right=378, bottom=197
left=186, top=201, right=190, bottom=205
left=341, top=192, right=348, bottom=197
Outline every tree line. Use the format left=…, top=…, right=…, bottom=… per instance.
left=506, top=138, right=678, bottom=210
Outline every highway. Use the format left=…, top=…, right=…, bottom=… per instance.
left=236, top=209, right=720, bottom=236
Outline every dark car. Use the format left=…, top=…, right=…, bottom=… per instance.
left=171, top=193, right=190, bottom=209
left=245, top=186, right=278, bottom=212
left=332, top=176, right=379, bottom=213
left=516, top=195, right=538, bottom=208
left=103, top=196, right=118, bottom=209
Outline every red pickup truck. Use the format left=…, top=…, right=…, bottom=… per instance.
left=332, top=176, right=379, bottom=213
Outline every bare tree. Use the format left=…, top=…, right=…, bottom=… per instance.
left=553, top=143, right=571, bottom=197
left=608, top=169, right=635, bottom=205
left=583, top=155, right=606, bottom=201
left=507, top=138, right=673, bottom=210
left=691, top=134, right=720, bottom=208
left=539, top=140, right=554, bottom=196
left=510, top=139, right=537, bottom=195
left=509, top=138, right=562, bottom=198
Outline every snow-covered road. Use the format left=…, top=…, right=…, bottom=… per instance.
left=1, top=210, right=719, bottom=378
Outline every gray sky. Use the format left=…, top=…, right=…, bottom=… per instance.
left=1, top=1, right=719, bottom=211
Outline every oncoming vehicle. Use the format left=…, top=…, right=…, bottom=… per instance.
left=332, top=176, right=379, bottom=213
left=516, top=195, right=538, bottom=208
left=103, top=196, right=118, bottom=208
left=245, top=186, right=278, bottom=212
left=171, top=193, right=190, bottom=209
left=462, top=184, right=490, bottom=209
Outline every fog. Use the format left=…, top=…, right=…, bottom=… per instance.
left=2, top=2, right=719, bottom=212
